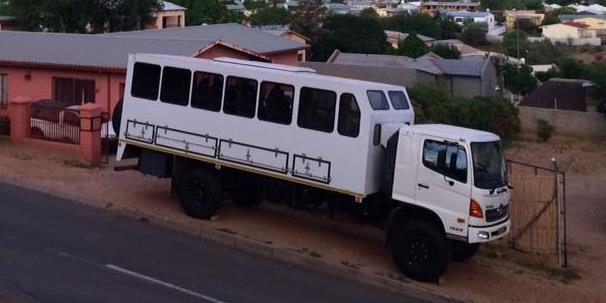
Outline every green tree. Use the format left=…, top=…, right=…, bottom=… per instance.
left=290, top=0, right=327, bottom=44
left=382, top=13, right=442, bottom=39
left=360, top=7, right=378, bottom=19
left=10, top=0, right=161, bottom=33
left=399, top=32, right=429, bottom=58
left=431, top=43, right=461, bottom=59
left=435, top=13, right=461, bottom=39
left=247, top=7, right=291, bottom=25
left=503, top=30, right=530, bottom=58
left=408, top=85, right=520, bottom=141
left=503, top=64, right=537, bottom=95
left=588, top=61, right=606, bottom=100
left=171, top=0, right=242, bottom=25
left=535, top=67, right=559, bottom=82
left=525, top=39, right=564, bottom=65
left=542, top=14, right=560, bottom=25
left=460, top=22, right=488, bottom=46
left=312, top=14, right=389, bottom=61
left=557, top=57, right=586, bottom=79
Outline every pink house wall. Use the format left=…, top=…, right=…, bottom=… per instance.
left=0, top=47, right=303, bottom=118
left=267, top=52, right=300, bottom=66
left=0, top=65, right=125, bottom=118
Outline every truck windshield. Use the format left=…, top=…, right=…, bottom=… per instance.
left=471, top=141, right=507, bottom=190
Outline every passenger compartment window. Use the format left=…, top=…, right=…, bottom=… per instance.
left=338, top=93, right=360, bottom=137
left=388, top=90, right=410, bottom=110
left=160, top=67, right=192, bottom=106
left=258, top=81, right=294, bottom=125
left=223, top=76, right=258, bottom=118
left=297, top=87, right=336, bottom=133
left=367, top=90, right=390, bottom=110
left=131, top=62, right=161, bottom=100
left=422, top=140, right=468, bottom=183
left=191, top=71, right=223, bottom=112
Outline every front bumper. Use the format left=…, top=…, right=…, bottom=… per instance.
left=468, top=219, right=511, bottom=243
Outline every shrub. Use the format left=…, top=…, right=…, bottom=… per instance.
left=408, top=85, right=520, bottom=142
left=536, top=119, right=554, bottom=142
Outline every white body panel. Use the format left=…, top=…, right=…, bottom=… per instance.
left=117, top=54, right=414, bottom=196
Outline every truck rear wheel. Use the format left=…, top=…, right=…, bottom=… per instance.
left=390, top=220, right=450, bottom=282
left=450, top=241, right=479, bottom=262
left=177, top=168, right=223, bottom=219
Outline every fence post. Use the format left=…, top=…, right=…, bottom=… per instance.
left=79, top=103, right=103, bottom=165
left=9, top=96, right=32, bottom=144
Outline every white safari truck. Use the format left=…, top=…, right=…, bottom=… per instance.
left=114, top=54, right=511, bottom=282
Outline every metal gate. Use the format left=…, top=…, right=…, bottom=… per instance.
left=507, top=159, right=567, bottom=267
left=30, top=100, right=80, bottom=144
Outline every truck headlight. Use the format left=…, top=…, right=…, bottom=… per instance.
left=478, top=231, right=490, bottom=240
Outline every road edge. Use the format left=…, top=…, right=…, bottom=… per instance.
left=0, top=178, right=462, bottom=303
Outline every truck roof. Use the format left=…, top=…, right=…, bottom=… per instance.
left=134, top=53, right=407, bottom=92
left=405, top=124, right=500, bottom=143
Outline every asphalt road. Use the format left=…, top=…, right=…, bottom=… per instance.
left=0, top=182, right=431, bottom=303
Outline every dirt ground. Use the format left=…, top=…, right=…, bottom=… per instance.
left=1, top=135, right=605, bottom=303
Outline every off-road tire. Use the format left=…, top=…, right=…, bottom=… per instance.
left=390, top=220, right=451, bottom=282
left=177, top=168, right=223, bottom=219
left=450, top=241, right=479, bottom=262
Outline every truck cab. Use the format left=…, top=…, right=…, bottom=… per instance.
left=386, top=124, right=510, bottom=281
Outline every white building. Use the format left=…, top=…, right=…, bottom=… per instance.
left=541, top=22, right=597, bottom=40
left=443, top=10, right=495, bottom=31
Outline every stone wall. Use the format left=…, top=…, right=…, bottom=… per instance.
left=519, top=106, right=606, bottom=139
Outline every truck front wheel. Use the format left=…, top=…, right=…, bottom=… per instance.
left=390, top=220, right=451, bottom=282
left=450, top=241, right=479, bottom=262
left=177, top=169, right=223, bottom=219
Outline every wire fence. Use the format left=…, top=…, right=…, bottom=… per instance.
left=507, top=159, right=567, bottom=268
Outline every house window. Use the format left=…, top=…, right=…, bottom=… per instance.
left=337, top=93, right=360, bottom=137
left=422, top=140, right=468, bottom=183
left=131, top=62, right=161, bottom=101
left=258, top=81, right=294, bottom=125
left=191, top=71, right=223, bottom=112
left=297, top=87, right=336, bottom=133
left=160, top=66, right=191, bottom=106
left=53, top=78, right=95, bottom=105
left=367, top=90, right=390, bottom=110
left=0, top=74, right=7, bottom=108
left=223, top=76, right=258, bottom=118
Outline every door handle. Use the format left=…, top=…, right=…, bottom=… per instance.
left=418, top=183, right=429, bottom=189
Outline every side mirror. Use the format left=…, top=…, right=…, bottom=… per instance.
left=443, top=175, right=455, bottom=186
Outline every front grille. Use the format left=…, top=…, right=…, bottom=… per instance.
left=485, top=204, right=509, bottom=222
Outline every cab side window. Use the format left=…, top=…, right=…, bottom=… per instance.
left=422, top=140, right=468, bottom=183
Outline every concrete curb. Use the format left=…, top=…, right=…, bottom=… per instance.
left=1, top=178, right=462, bottom=303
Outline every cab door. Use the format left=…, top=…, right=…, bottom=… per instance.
left=415, top=137, right=471, bottom=238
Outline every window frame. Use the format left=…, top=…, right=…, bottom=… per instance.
left=297, top=86, right=337, bottom=133
left=52, top=77, right=96, bottom=106
left=337, top=93, right=361, bottom=138
left=422, top=139, right=469, bottom=184
left=191, top=71, right=224, bottom=112
left=257, top=80, right=295, bottom=125
left=222, top=75, right=259, bottom=119
left=159, top=66, right=192, bottom=107
left=131, top=62, right=161, bottom=101
left=366, top=90, right=390, bottom=111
